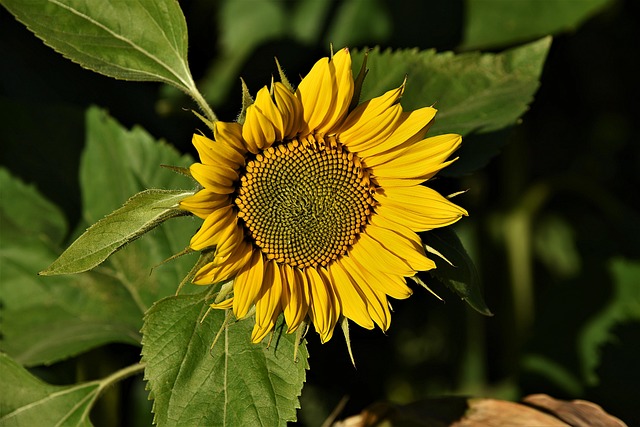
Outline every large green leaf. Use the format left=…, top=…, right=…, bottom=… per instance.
left=0, top=353, right=99, bottom=426
left=142, top=291, right=308, bottom=426
left=80, top=107, right=193, bottom=223
left=0, top=108, right=198, bottom=366
left=41, top=189, right=193, bottom=276
left=0, top=168, right=142, bottom=366
left=78, top=107, right=200, bottom=309
left=351, top=39, right=550, bottom=177
left=0, top=0, right=196, bottom=94
left=353, top=38, right=551, bottom=138
left=462, top=0, right=612, bottom=50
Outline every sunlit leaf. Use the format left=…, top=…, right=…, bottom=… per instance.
left=0, top=0, right=197, bottom=94
left=462, top=0, right=612, bottom=50
left=41, top=189, right=192, bottom=275
left=0, top=353, right=99, bottom=426
left=142, top=291, right=308, bottom=426
left=421, top=228, right=492, bottom=316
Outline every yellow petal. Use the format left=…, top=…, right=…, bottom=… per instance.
left=192, top=134, right=245, bottom=169
left=350, top=232, right=414, bottom=276
left=212, top=222, right=243, bottom=259
left=369, top=213, right=436, bottom=272
left=348, top=239, right=413, bottom=300
left=337, top=84, right=404, bottom=149
left=189, top=205, right=235, bottom=250
left=232, top=250, right=264, bottom=319
left=210, top=297, right=234, bottom=309
left=254, top=260, right=282, bottom=330
left=242, top=91, right=281, bottom=154
left=296, top=48, right=353, bottom=135
left=179, top=189, right=230, bottom=219
left=273, top=82, right=304, bottom=139
left=365, top=221, right=436, bottom=272
left=359, top=107, right=437, bottom=162
left=189, top=162, right=237, bottom=194
left=338, top=257, right=391, bottom=331
left=376, top=185, right=468, bottom=232
left=214, top=121, right=247, bottom=156
left=306, top=267, right=339, bottom=343
left=322, top=48, right=353, bottom=134
left=251, top=324, right=270, bottom=343
left=194, top=240, right=252, bottom=284
left=341, top=104, right=404, bottom=152
left=280, top=264, right=309, bottom=333
left=371, top=134, right=461, bottom=187
left=327, top=261, right=374, bottom=330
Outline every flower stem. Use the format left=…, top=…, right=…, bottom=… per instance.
left=98, top=362, right=146, bottom=392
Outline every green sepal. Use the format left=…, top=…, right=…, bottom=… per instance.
left=160, top=164, right=193, bottom=178
left=349, top=49, right=369, bottom=113
left=340, top=317, right=356, bottom=367
left=237, top=78, right=255, bottom=125
left=40, top=189, right=194, bottom=276
left=275, top=57, right=295, bottom=92
left=191, top=109, right=217, bottom=135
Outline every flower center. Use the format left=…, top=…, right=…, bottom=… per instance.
left=235, top=135, right=375, bottom=268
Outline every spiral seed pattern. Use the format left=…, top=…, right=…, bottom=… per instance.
left=235, top=135, right=375, bottom=268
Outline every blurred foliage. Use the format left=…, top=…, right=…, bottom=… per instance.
left=1, top=0, right=639, bottom=426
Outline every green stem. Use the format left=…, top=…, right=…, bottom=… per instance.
left=98, top=363, right=146, bottom=393
left=189, top=86, right=217, bottom=123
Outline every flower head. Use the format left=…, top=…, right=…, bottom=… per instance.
left=180, top=48, right=467, bottom=343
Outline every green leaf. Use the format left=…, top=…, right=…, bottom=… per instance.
left=0, top=109, right=198, bottom=366
left=142, top=291, right=308, bottom=426
left=421, top=228, right=492, bottom=316
left=0, top=354, right=144, bottom=426
left=352, top=38, right=551, bottom=137
left=0, top=0, right=196, bottom=94
left=0, top=353, right=99, bottom=426
left=0, top=167, right=143, bottom=366
left=81, top=107, right=194, bottom=222
left=41, top=189, right=192, bottom=276
left=462, top=0, right=612, bottom=50
left=78, top=106, right=202, bottom=309
left=579, top=258, right=640, bottom=385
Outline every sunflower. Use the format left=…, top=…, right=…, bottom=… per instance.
left=180, top=48, right=467, bottom=343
